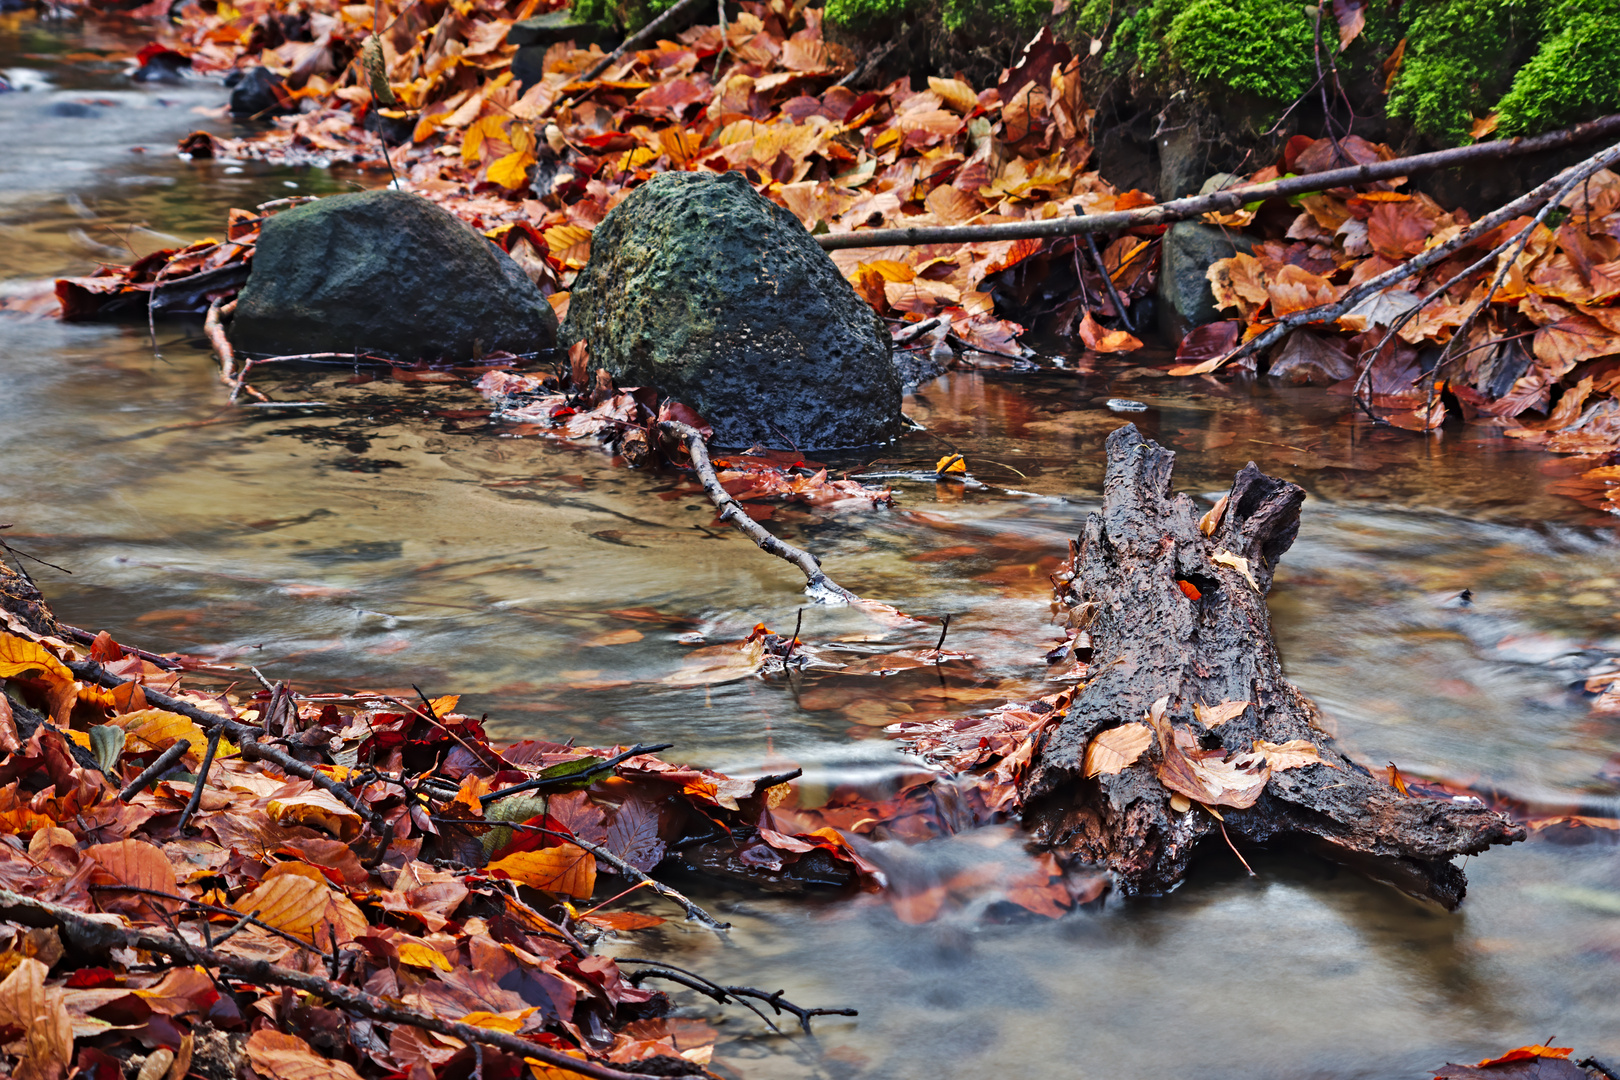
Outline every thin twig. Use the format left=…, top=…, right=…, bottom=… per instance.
left=617, top=957, right=857, bottom=1033
left=0, top=889, right=663, bottom=1080
left=659, top=420, right=860, bottom=604
left=118, top=741, right=192, bottom=801
left=1083, top=231, right=1134, bottom=334
left=178, top=725, right=224, bottom=833
left=87, top=886, right=322, bottom=956
left=477, top=743, right=673, bottom=805
left=56, top=624, right=182, bottom=671
left=1219, top=138, right=1620, bottom=373
left=815, top=114, right=1620, bottom=250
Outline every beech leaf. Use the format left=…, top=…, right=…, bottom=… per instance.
left=1082, top=722, right=1152, bottom=777
left=488, top=843, right=597, bottom=898
left=247, top=1030, right=365, bottom=1080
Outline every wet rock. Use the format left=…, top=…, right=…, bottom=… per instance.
left=1267, top=330, right=1355, bottom=385
left=562, top=170, right=902, bottom=450
left=229, top=66, right=293, bottom=118
left=231, top=190, right=557, bottom=362
left=510, top=13, right=619, bottom=90
left=1155, top=221, right=1254, bottom=345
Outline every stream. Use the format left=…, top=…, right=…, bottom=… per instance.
left=4, top=12, right=1619, bottom=1077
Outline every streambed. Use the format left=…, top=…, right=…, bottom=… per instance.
left=3, top=15, right=1619, bottom=1077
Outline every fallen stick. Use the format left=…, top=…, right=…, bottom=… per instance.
left=813, top=113, right=1620, bottom=251
left=578, top=0, right=710, bottom=83
left=118, top=740, right=191, bottom=801
left=1218, top=138, right=1620, bottom=373
left=67, top=657, right=384, bottom=832
left=0, top=889, right=663, bottom=1080
left=657, top=420, right=860, bottom=604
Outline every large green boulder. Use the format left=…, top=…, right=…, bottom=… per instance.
left=561, top=171, right=902, bottom=450
left=231, top=190, right=557, bottom=362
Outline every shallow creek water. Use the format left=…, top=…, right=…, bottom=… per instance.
left=4, top=17, right=1620, bottom=1078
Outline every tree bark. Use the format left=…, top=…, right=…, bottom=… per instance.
left=1020, top=424, right=1524, bottom=909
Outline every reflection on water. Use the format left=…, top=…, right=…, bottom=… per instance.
left=2, top=21, right=1619, bottom=1075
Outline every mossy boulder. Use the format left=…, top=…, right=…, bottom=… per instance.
left=561, top=171, right=902, bottom=450
left=231, top=190, right=557, bottom=362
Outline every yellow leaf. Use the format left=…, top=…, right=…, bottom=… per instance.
left=235, top=870, right=367, bottom=944
left=113, top=709, right=204, bottom=754
left=457, top=1010, right=527, bottom=1033
left=0, top=633, right=78, bottom=724
left=266, top=791, right=363, bottom=841
left=616, top=146, right=660, bottom=172
left=398, top=942, right=453, bottom=970
left=543, top=224, right=592, bottom=269
left=462, top=114, right=508, bottom=165
left=487, top=149, right=537, bottom=190
left=429, top=695, right=460, bottom=716
left=933, top=454, right=966, bottom=474
left=853, top=259, right=914, bottom=283
left=488, top=843, right=596, bottom=899
left=1082, top=723, right=1152, bottom=778
left=1211, top=549, right=1259, bottom=592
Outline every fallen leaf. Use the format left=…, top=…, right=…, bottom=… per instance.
left=1252, top=738, right=1333, bottom=771
left=488, top=843, right=597, bottom=899
left=247, top=1030, right=365, bottom=1080
left=1193, top=700, right=1249, bottom=729
left=1198, top=493, right=1228, bottom=536
left=265, top=791, right=363, bottom=842
left=0, top=959, right=72, bottom=1080
left=397, top=942, right=453, bottom=970
left=1211, top=549, right=1259, bottom=591
left=1083, top=723, right=1152, bottom=777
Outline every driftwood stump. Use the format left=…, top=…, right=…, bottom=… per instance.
left=1021, top=425, right=1524, bottom=908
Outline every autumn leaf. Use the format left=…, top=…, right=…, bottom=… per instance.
left=1206, top=253, right=1269, bottom=320
left=235, top=866, right=367, bottom=942
left=580, top=911, right=665, bottom=931
left=927, top=76, right=979, bottom=114
left=1252, top=739, right=1334, bottom=771
left=1198, top=493, right=1229, bottom=536
left=1077, top=310, right=1143, bottom=353
left=1193, top=700, right=1250, bottom=729
left=933, top=454, right=966, bottom=474
left=266, top=790, right=364, bottom=841
left=0, top=958, right=73, bottom=1080
left=1211, top=549, right=1259, bottom=591
left=0, top=633, right=78, bottom=724
left=1082, top=722, right=1151, bottom=777
left=487, top=149, right=536, bottom=189
left=585, top=628, right=643, bottom=647
left=86, top=839, right=180, bottom=915
left=488, top=843, right=597, bottom=899
left=397, top=942, right=454, bottom=970
left=247, top=1030, right=365, bottom=1080
left=1144, top=696, right=1270, bottom=809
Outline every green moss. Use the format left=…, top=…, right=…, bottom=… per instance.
left=1386, top=0, right=1541, bottom=143
left=568, top=0, right=677, bottom=31
left=1163, top=0, right=1315, bottom=101
left=823, top=0, right=921, bottom=30
left=1495, top=0, right=1620, bottom=135
left=941, top=0, right=1049, bottom=34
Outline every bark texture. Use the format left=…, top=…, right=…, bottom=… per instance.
left=1020, top=424, right=1524, bottom=909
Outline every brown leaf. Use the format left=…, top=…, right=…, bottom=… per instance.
left=1077, top=310, right=1143, bottom=353
left=1534, top=314, right=1620, bottom=374
left=1206, top=254, right=1269, bottom=320
left=247, top=1030, right=364, bottom=1080
left=234, top=867, right=363, bottom=942
left=605, top=797, right=665, bottom=872
left=488, top=843, right=597, bottom=898
left=0, top=958, right=73, bottom=1080
left=265, top=791, right=363, bottom=842
left=1145, top=697, right=1269, bottom=809
left=85, top=839, right=180, bottom=916
left=1082, top=723, right=1151, bottom=777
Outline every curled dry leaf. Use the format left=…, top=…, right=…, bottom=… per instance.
left=1211, top=549, right=1260, bottom=592
left=1252, top=739, right=1335, bottom=772
left=1082, top=722, right=1152, bottom=777
left=487, top=843, right=597, bottom=899
left=1198, top=493, right=1228, bottom=537
left=265, top=791, right=364, bottom=842
left=1193, top=700, right=1250, bottom=729
left=1145, top=696, right=1270, bottom=809
left=0, top=958, right=73, bottom=1080
left=246, top=1030, right=365, bottom=1080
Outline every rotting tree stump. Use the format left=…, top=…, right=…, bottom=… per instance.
left=1020, top=424, right=1524, bottom=908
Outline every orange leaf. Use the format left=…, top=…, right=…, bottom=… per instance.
left=1176, top=579, right=1202, bottom=601
left=1077, top=310, right=1143, bottom=353
left=933, top=454, right=966, bottom=474
left=266, top=791, right=364, bottom=841
left=247, top=1030, right=365, bottom=1080
left=86, top=839, right=180, bottom=915
left=235, top=869, right=366, bottom=942
left=488, top=843, right=597, bottom=898
left=0, top=633, right=78, bottom=724
left=1477, top=1046, right=1573, bottom=1067
left=1192, top=700, right=1249, bottom=729
left=580, top=911, right=665, bottom=931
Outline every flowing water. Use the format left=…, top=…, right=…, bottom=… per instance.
left=3, top=15, right=1619, bottom=1076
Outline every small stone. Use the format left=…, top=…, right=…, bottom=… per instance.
left=1107, top=399, right=1149, bottom=412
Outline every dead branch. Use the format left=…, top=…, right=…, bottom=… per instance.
left=579, top=0, right=710, bottom=83
left=67, top=657, right=384, bottom=833
left=1223, top=138, right=1620, bottom=374
left=617, top=957, right=857, bottom=1033
left=814, top=113, right=1620, bottom=251
left=0, top=889, right=665, bottom=1080
left=657, top=420, right=860, bottom=604
left=118, top=741, right=192, bottom=801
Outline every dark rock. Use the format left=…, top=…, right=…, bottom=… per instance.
left=562, top=171, right=901, bottom=450
left=362, top=107, right=414, bottom=146
left=1267, top=330, right=1355, bottom=385
left=230, top=190, right=557, bottom=362
left=46, top=101, right=99, bottom=118
left=229, top=66, right=293, bottom=118
left=508, top=11, right=619, bottom=48
left=1156, top=121, right=1209, bottom=201
left=1155, top=221, right=1254, bottom=345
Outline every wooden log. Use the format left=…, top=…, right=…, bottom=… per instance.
left=1020, top=425, right=1524, bottom=909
